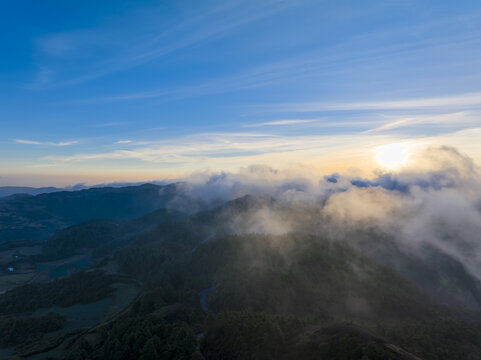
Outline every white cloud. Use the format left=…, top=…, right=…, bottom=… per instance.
left=30, top=0, right=296, bottom=89
left=35, top=127, right=481, bottom=173
left=270, top=92, right=481, bottom=112
left=14, top=139, right=78, bottom=146
left=364, top=111, right=479, bottom=133
left=244, top=119, right=317, bottom=127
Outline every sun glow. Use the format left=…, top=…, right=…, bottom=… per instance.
left=374, top=143, right=411, bottom=170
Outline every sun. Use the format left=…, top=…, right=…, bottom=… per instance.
left=374, top=143, right=411, bottom=170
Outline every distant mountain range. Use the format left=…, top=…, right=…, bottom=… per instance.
left=0, top=183, right=195, bottom=242
left=0, top=181, right=173, bottom=198
left=0, top=186, right=62, bottom=198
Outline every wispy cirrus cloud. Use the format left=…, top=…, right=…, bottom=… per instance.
left=30, top=0, right=297, bottom=89
left=244, top=119, right=317, bottom=127
left=41, top=131, right=365, bottom=164
left=74, top=10, right=481, bottom=104
left=80, top=57, right=311, bottom=104
left=269, top=92, right=481, bottom=113
left=14, top=139, right=78, bottom=146
left=82, top=32, right=481, bottom=104
left=364, top=111, right=481, bottom=133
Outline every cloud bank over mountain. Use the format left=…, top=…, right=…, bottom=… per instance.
left=172, top=146, right=481, bottom=282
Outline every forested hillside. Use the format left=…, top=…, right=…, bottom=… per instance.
left=1, top=191, right=481, bottom=359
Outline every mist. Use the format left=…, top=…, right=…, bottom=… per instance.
left=169, top=146, right=481, bottom=286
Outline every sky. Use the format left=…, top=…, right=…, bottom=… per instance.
left=1, top=0, right=481, bottom=186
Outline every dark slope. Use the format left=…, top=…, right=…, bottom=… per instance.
left=191, top=233, right=446, bottom=321
left=4, top=209, right=481, bottom=358
left=345, top=228, right=481, bottom=310
left=37, top=208, right=187, bottom=261
left=193, top=195, right=481, bottom=311
left=189, top=194, right=278, bottom=234
left=112, top=228, right=481, bottom=360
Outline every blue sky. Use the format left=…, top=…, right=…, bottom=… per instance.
left=1, top=0, right=481, bottom=186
